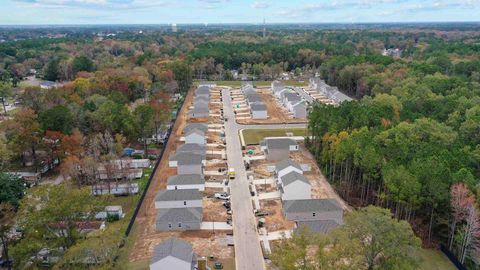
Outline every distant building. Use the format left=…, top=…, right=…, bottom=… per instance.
left=40, top=81, right=56, bottom=89
left=171, top=23, right=178, bottom=33
left=150, top=237, right=198, bottom=269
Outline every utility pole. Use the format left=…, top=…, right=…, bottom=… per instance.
left=262, top=17, right=266, bottom=39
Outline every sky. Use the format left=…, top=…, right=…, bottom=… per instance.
left=0, top=0, right=480, bottom=25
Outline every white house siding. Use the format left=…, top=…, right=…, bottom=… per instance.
left=167, top=184, right=205, bottom=191
left=155, top=199, right=202, bottom=209
left=293, top=106, right=307, bottom=119
left=150, top=256, right=191, bottom=270
left=169, top=160, right=178, bottom=167
left=281, top=182, right=311, bottom=201
left=251, top=110, right=268, bottom=119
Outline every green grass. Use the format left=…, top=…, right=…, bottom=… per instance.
left=195, top=80, right=308, bottom=87
left=241, top=128, right=308, bottom=145
left=419, top=249, right=456, bottom=270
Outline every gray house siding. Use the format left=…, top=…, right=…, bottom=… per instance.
left=294, top=106, right=307, bottom=119
left=285, top=210, right=343, bottom=224
left=156, top=221, right=201, bottom=231
left=252, top=110, right=268, bottom=119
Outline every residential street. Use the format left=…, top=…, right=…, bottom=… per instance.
left=223, top=88, right=266, bottom=270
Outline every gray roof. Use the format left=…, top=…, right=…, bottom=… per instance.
left=276, top=159, right=302, bottom=172
left=156, top=189, right=203, bottom=202
left=167, top=174, right=205, bottom=186
left=280, top=171, right=309, bottom=186
left=283, top=199, right=342, bottom=214
left=177, top=143, right=206, bottom=155
left=284, top=93, right=301, bottom=102
left=250, top=102, right=267, bottom=111
left=170, top=152, right=205, bottom=164
left=184, top=123, right=208, bottom=134
left=246, top=94, right=262, bottom=103
left=293, top=101, right=307, bottom=109
left=272, top=81, right=285, bottom=92
left=185, top=128, right=205, bottom=138
left=296, top=220, right=339, bottom=234
left=194, top=95, right=209, bottom=102
left=151, top=237, right=195, bottom=264
left=196, top=86, right=210, bottom=95
left=262, top=138, right=298, bottom=150
left=156, top=208, right=203, bottom=224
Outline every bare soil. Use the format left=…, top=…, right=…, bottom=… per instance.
left=259, top=199, right=295, bottom=231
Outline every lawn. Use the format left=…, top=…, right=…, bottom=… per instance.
left=241, top=128, right=308, bottom=145
left=196, top=80, right=308, bottom=87
left=419, top=249, right=456, bottom=270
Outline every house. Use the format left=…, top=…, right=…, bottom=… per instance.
left=291, top=101, right=307, bottom=119
left=40, top=81, right=56, bottom=89
left=195, top=85, right=210, bottom=97
left=169, top=153, right=204, bottom=174
left=184, top=129, right=206, bottom=145
left=245, top=93, right=262, bottom=104
left=155, top=189, right=203, bottom=209
left=283, top=199, right=343, bottom=224
left=184, top=123, right=208, bottom=134
left=275, top=159, right=303, bottom=178
left=91, top=183, right=139, bottom=196
left=167, top=174, right=205, bottom=191
left=278, top=171, right=311, bottom=201
left=155, top=208, right=203, bottom=231
left=189, top=102, right=209, bottom=118
left=275, top=88, right=291, bottom=99
left=250, top=102, right=268, bottom=119
left=282, top=92, right=301, bottom=105
left=105, top=206, right=124, bottom=219
left=194, top=95, right=209, bottom=103
left=260, top=138, right=299, bottom=160
left=176, top=143, right=206, bottom=156
left=150, top=237, right=198, bottom=270
left=271, top=81, right=285, bottom=93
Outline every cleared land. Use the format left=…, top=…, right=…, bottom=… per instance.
left=420, top=249, right=456, bottom=270
left=241, top=128, right=308, bottom=145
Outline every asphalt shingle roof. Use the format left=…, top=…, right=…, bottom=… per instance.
left=276, top=159, right=302, bottom=172
left=184, top=123, right=208, bottom=134
left=177, top=143, right=206, bottom=154
left=167, top=174, right=205, bottom=186
left=283, top=199, right=342, bottom=214
left=280, top=171, right=309, bottom=186
left=156, top=189, right=202, bottom=202
left=170, top=152, right=205, bottom=164
left=250, top=102, right=267, bottom=111
left=262, top=138, right=298, bottom=150
left=156, top=208, right=203, bottom=224
left=151, top=237, right=195, bottom=264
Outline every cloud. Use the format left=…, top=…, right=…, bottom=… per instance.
left=251, top=1, right=271, bottom=9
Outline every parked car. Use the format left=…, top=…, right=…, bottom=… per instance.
left=214, top=192, right=230, bottom=200
left=227, top=210, right=232, bottom=215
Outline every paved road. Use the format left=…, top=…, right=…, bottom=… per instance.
left=223, top=88, right=266, bottom=270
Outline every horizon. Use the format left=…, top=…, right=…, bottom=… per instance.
left=2, top=0, right=480, bottom=25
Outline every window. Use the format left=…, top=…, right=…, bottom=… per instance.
left=312, top=213, right=316, bottom=217
left=183, top=201, right=187, bottom=206
left=168, top=223, right=172, bottom=228
left=178, top=222, right=182, bottom=227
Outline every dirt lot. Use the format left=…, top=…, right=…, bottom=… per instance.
left=203, top=188, right=229, bottom=222
left=235, top=88, right=307, bottom=125
left=259, top=199, right=295, bottom=231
